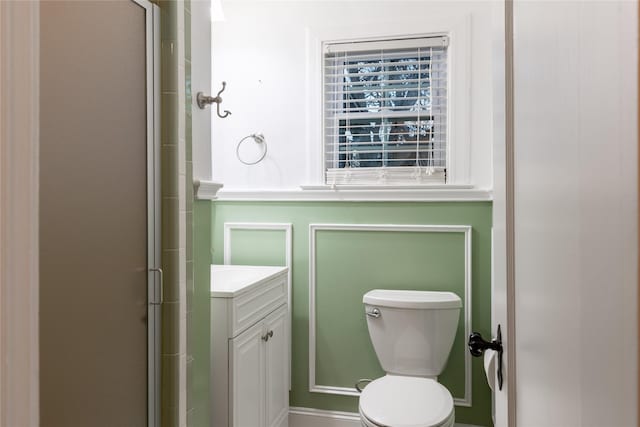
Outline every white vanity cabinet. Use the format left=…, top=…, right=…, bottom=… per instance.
left=231, top=305, right=288, bottom=427
left=211, top=265, right=289, bottom=427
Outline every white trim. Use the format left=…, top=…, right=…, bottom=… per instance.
left=308, top=224, right=472, bottom=407
left=325, top=35, right=448, bottom=53
left=305, top=15, right=471, bottom=187
left=223, top=222, right=293, bottom=389
left=504, top=0, right=517, bottom=423
left=289, top=407, right=360, bottom=427
left=301, top=184, right=472, bottom=191
left=212, top=187, right=492, bottom=202
left=288, top=407, right=485, bottom=427
left=322, top=34, right=449, bottom=185
left=194, top=179, right=223, bottom=200
left=223, top=222, right=293, bottom=308
left=325, top=168, right=447, bottom=187
left=0, top=1, right=40, bottom=426
left=490, top=1, right=514, bottom=426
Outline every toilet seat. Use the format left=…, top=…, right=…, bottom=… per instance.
left=360, top=410, right=454, bottom=427
left=359, top=375, right=454, bottom=427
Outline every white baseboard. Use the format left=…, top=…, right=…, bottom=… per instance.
left=289, top=407, right=360, bottom=427
left=288, top=407, right=485, bottom=427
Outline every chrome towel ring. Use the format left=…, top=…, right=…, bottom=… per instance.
left=236, top=133, right=268, bottom=165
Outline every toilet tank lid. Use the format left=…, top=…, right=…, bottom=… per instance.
left=363, top=290, right=462, bottom=309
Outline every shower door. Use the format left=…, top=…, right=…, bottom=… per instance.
left=39, top=1, right=160, bottom=426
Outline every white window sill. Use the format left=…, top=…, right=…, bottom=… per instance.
left=300, top=184, right=471, bottom=191
left=205, top=185, right=492, bottom=202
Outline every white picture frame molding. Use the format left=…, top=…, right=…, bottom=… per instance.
left=223, top=222, right=294, bottom=388
left=308, top=223, right=473, bottom=407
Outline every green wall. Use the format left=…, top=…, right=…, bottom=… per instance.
left=193, top=201, right=212, bottom=427
left=211, top=201, right=493, bottom=426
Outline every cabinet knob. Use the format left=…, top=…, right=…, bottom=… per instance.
left=261, top=330, right=274, bottom=342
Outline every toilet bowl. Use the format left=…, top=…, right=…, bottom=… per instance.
left=361, top=290, right=461, bottom=427
left=359, top=375, right=455, bottom=427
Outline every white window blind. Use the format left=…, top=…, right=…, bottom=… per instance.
left=324, top=36, right=449, bottom=185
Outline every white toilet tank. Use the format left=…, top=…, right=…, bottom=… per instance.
left=363, top=289, right=462, bottom=377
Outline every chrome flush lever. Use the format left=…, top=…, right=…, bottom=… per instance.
left=196, top=81, right=232, bottom=118
left=366, top=308, right=381, bottom=318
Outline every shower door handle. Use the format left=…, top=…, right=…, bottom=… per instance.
left=149, top=267, right=163, bottom=305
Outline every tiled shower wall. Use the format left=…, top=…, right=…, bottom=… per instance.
left=156, top=0, right=194, bottom=426
left=183, top=1, right=199, bottom=426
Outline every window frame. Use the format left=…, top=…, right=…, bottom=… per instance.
left=323, top=36, right=450, bottom=186
left=304, top=17, right=471, bottom=189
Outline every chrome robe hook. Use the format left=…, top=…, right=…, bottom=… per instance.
left=196, top=81, right=231, bottom=118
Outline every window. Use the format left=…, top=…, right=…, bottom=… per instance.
left=323, top=36, right=449, bottom=186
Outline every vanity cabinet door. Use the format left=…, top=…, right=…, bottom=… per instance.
left=264, top=305, right=289, bottom=427
left=230, top=321, right=265, bottom=427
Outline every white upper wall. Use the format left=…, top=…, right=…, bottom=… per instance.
left=212, top=0, right=494, bottom=192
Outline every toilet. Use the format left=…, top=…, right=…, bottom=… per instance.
left=360, top=289, right=462, bottom=427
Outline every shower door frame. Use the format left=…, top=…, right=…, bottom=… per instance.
left=133, top=0, right=162, bottom=426
left=0, top=0, right=162, bottom=425
left=0, top=1, right=40, bottom=426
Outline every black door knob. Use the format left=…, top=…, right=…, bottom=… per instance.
left=468, top=325, right=504, bottom=390
left=468, top=332, right=502, bottom=356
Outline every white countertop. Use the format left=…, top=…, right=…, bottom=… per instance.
left=210, top=264, right=288, bottom=298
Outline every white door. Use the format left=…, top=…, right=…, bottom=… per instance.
left=264, top=306, right=289, bottom=427
left=511, top=1, right=638, bottom=426
left=230, top=322, right=265, bottom=427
